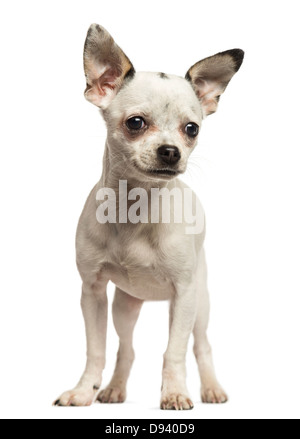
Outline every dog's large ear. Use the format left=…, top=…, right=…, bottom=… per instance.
left=185, top=49, right=244, bottom=117
left=83, top=24, right=135, bottom=109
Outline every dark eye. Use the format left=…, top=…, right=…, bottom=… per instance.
left=185, top=123, right=199, bottom=138
left=126, top=117, right=146, bottom=131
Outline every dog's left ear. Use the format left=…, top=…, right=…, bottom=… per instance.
left=186, top=49, right=244, bottom=116
left=84, top=24, right=135, bottom=109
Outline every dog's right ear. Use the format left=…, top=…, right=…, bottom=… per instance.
left=83, top=24, right=135, bottom=109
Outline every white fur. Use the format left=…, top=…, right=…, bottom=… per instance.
left=54, top=25, right=236, bottom=409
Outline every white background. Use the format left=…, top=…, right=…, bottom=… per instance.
left=0, top=0, right=299, bottom=420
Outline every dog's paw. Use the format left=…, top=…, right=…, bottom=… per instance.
left=201, top=386, right=228, bottom=404
left=160, top=393, right=194, bottom=411
left=53, top=388, right=95, bottom=407
left=97, top=386, right=126, bottom=404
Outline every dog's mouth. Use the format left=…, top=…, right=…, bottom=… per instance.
left=149, top=169, right=178, bottom=176
left=133, top=162, right=181, bottom=179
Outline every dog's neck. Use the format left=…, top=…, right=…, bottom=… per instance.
left=97, top=140, right=173, bottom=235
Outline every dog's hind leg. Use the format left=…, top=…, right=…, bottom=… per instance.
left=193, top=248, right=228, bottom=404
left=98, top=288, right=143, bottom=403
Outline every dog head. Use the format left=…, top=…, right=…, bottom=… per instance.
left=84, top=24, right=244, bottom=181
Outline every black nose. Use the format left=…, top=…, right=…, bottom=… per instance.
left=157, top=145, right=181, bottom=165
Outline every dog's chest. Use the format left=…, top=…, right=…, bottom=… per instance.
left=107, top=234, right=161, bottom=272
left=103, top=233, right=176, bottom=300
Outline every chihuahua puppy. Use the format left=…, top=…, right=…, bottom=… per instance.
left=54, top=24, right=244, bottom=409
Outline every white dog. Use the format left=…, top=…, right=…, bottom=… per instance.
left=54, top=24, right=244, bottom=409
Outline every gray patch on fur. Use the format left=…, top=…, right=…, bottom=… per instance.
left=158, top=72, right=170, bottom=80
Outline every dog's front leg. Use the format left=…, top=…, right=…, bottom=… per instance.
left=54, top=280, right=108, bottom=406
left=161, top=282, right=198, bottom=410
